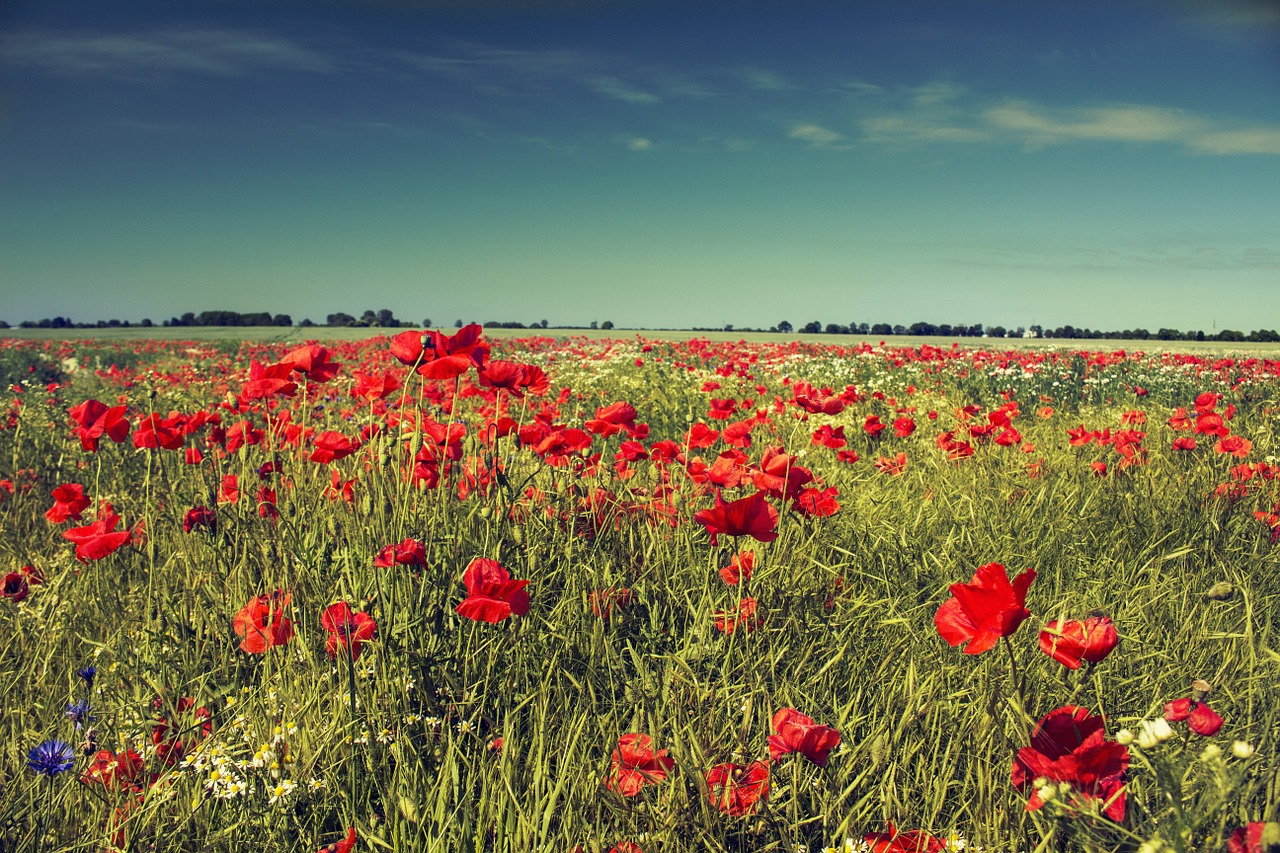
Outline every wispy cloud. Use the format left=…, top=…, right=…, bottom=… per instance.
left=626, top=136, right=653, bottom=151
left=0, top=28, right=331, bottom=76
left=788, top=123, right=843, bottom=147
left=590, top=76, right=660, bottom=104
left=856, top=81, right=1280, bottom=155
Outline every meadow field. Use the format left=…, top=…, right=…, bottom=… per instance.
left=0, top=329, right=1277, bottom=853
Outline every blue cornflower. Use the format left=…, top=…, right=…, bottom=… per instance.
left=26, top=740, right=75, bottom=777
left=66, top=700, right=94, bottom=728
left=76, top=666, right=97, bottom=688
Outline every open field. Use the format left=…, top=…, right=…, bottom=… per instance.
left=5, top=325, right=1280, bottom=357
left=1, top=331, right=1277, bottom=852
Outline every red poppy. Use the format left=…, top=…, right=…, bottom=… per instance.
left=232, top=591, right=294, bottom=653
left=1172, top=436, right=1198, bottom=451
left=183, top=506, right=217, bottom=534
left=693, top=490, right=778, bottom=546
left=1195, top=412, right=1229, bottom=437
left=893, top=417, right=916, bottom=439
left=63, top=504, right=133, bottom=562
left=322, top=601, right=377, bottom=660
left=45, top=483, right=91, bottom=523
left=218, top=474, right=240, bottom=505
left=68, top=399, right=130, bottom=451
left=1216, top=435, right=1252, bottom=458
left=132, top=413, right=185, bottom=451
left=935, top=562, right=1036, bottom=655
left=686, top=422, right=720, bottom=448
left=310, top=431, right=361, bottom=464
left=1227, top=822, right=1278, bottom=853
left=390, top=324, right=490, bottom=380
left=455, top=558, right=530, bottom=623
left=1011, top=705, right=1129, bottom=821
left=719, top=550, right=754, bottom=585
left=152, top=696, right=212, bottom=766
left=2, top=571, right=29, bottom=602
left=704, top=760, right=769, bottom=816
left=605, top=733, right=674, bottom=796
left=280, top=343, right=341, bottom=383
left=873, top=453, right=907, bottom=476
left=863, top=823, right=948, bottom=853
left=317, top=827, right=358, bottom=853
left=712, top=597, right=760, bottom=634
left=1038, top=615, right=1118, bottom=670
left=796, top=486, right=840, bottom=517
left=1164, top=696, right=1223, bottom=736
left=351, top=369, right=402, bottom=401
left=240, top=359, right=298, bottom=402
left=768, top=707, right=841, bottom=766
left=374, top=538, right=427, bottom=568
left=589, top=587, right=633, bottom=619
left=586, top=401, right=638, bottom=437
left=81, top=747, right=145, bottom=790
left=811, top=424, right=847, bottom=449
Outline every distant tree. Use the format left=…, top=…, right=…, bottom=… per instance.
left=892, top=325, right=906, bottom=335
left=273, top=314, right=292, bottom=326
left=422, top=318, right=432, bottom=328
left=327, top=313, right=357, bottom=327
left=375, top=308, right=397, bottom=327
left=140, top=318, right=152, bottom=327
left=800, top=321, right=822, bottom=334
left=987, top=325, right=1006, bottom=338
left=1196, top=330, right=1205, bottom=341
left=540, top=319, right=548, bottom=329
left=870, top=323, right=892, bottom=335
left=1157, top=328, right=1179, bottom=340
left=1028, top=324, right=1043, bottom=338
left=909, top=322, right=935, bottom=336
left=1130, top=328, right=1150, bottom=340
left=299, top=318, right=314, bottom=327
left=1218, top=329, right=1244, bottom=342
left=0, top=320, right=9, bottom=329
left=455, top=319, right=463, bottom=328
left=825, top=323, right=848, bottom=334
left=776, top=320, right=793, bottom=334
left=601, top=320, right=614, bottom=330
left=359, top=310, right=377, bottom=327
left=181, top=312, right=196, bottom=326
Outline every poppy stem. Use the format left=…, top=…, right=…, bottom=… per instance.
left=1003, top=637, right=1031, bottom=733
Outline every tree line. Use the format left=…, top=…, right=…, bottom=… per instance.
left=2, top=311, right=1277, bottom=343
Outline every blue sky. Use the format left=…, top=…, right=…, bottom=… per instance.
left=1, top=0, right=1277, bottom=331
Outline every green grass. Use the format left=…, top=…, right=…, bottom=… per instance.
left=0, top=333, right=1276, bottom=852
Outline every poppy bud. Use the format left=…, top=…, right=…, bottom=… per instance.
left=1191, top=679, right=1212, bottom=701
left=1205, top=581, right=1235, bottom=600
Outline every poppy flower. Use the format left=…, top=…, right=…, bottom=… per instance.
left=712, top=597, right=760, bottom=634
left=63, top=505, right=133, bottom=562
left=455, top=558, right=530, bottom=623
left=686, top=422, right=720, bottom=448
left=310, top=431, right=361, bottom=464
left=704, top=760, right=770, bottom=816
left=1011, top=705, right=1129, bottom=821
left=768, top=707, right=841, bottom=766
left=240, top=359, right=297, bottom=402
left=2, top=571, right=29, bottom=602
left=893, top=417, right=917, bottom=438
left=693, top=490, right=778, bottom=546
left=1215, top=435, right=1252, bottom=458
left=280, top=343, right=341, bottom=383
left=1164, top=696, right=1224, bottom=737
left=218, top=474, right=240, bottom=505
left=390, top=324, right=490, bottom=380
left=589, top=587, right=633, bottom=619
left=1227, top=822, right=1280, bottom=853
left=322, top=601, right=377, bottom=660
left=45, top=483, right=91, bottom=523
left=863, top=823, right=948, bottom=853
left=811, top=424, right=847, bottom=450
left=873, top=453, right=908, bottom=476
left=183, top=506, right=217, bottom=534
left=795, top=486, right=840, bottom=517
left=81, top=747, right=145, bottom=790
left=232, top=591, right=294, bottom=653
left=351, top=369, right=402, bottom=401
left=317, top=827, right=358, bottom=853
left=586, top=401, right=638, bottom=437
left=1038, top=616, right=1118, bottom=670
left=132, top=413, right=185, bottom=451
left=374, top=538, right=427, bottom=568
left=605, top=733, right=674, bottom=796
left=719, top=550, right=754, bottom=585
left=935, top=562, right=1036, bottom=655
left=68, top=399, right=130, bottom=451
left=1172, top=436, right=1198, bottom=451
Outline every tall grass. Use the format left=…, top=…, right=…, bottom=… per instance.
left=0, top=334, right=1276, bottom=852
